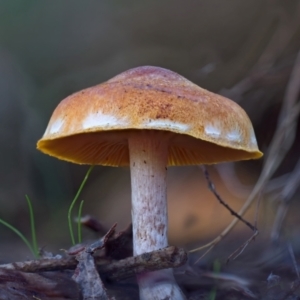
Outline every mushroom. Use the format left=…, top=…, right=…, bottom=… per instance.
left=37, top=66, right=262, bottom=300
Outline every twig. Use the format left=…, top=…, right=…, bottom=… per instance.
left=87, top=223, right=117, bottom=253
left=279, top=159, right=300, bottom=202
left=265, top=173, right=290, bottom=194
left=78, top=215, right=109, bottom=235
left=226, top=230, right=258, bottom=263
left=190, top=50, right=300, bottom=255
left=271, top=158, right=300, bottom=241
left=198, top=166, right=260, bottom=263
left=201, top=166, right=256, bottom=232
left=100, top=246, right=187, bottom=281
left=193, top=245, right=215, bottom=264
left=270, top=203, right=289, bottom=242
left=254, top=191, right=262, bottom=230
left=190, top=167, right=257, bottom=254
left=0, top=246, right=187, bottom=281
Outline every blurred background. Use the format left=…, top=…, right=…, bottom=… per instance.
left=0, top=0, right=300, bottom=265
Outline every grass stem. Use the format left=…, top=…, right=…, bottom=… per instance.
left=78, top=200, right=84, bottom=243
left=68, top=166, right=94, bottom=245
left=25, top=195, right=39, bottom=257
left=0, top=218, right=36, bottom=257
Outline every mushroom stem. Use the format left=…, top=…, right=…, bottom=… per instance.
left=129, top=131, right=168, bottom=255
left=129, top=131, right=185, bottom=300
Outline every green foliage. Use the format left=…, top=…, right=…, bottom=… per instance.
left=209, top=259, right=221, bottom=300
left=0, top=166, right=94, bottom=258
left=25, top=195, right=38, bottom=257
left=78, top=200, right=84, bottom=244
left=0, top=195, right=38, bottom=258
left=68, top=166, right=94, bottom=245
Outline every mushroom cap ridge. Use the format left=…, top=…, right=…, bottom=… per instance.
left=37, top=66, right=263, bottom=166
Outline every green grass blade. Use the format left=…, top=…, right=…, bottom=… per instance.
left=77, top=200, right=84, bottom=244
left=209, top=259, right=221, bottom=300
left=25, top=195, right=38, bottom=257
left=0, top=218, right=36, bottom=257
left=68, top=166, right=94, bottom=245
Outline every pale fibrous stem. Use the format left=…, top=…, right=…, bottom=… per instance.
left=128, top=130, right=185, bottom=300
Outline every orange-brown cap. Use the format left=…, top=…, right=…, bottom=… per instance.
left=37, top=66, right=262, bottom=166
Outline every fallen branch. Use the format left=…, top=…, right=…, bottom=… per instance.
left=0, top=246, right=187, bottom=282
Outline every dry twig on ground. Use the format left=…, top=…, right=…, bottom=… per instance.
left=0, top=224, right=187, bottom=299
left=0, top=247, right=187, bottom=281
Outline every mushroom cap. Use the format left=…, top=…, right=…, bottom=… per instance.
left=37, top=66, right=262, bottom=166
